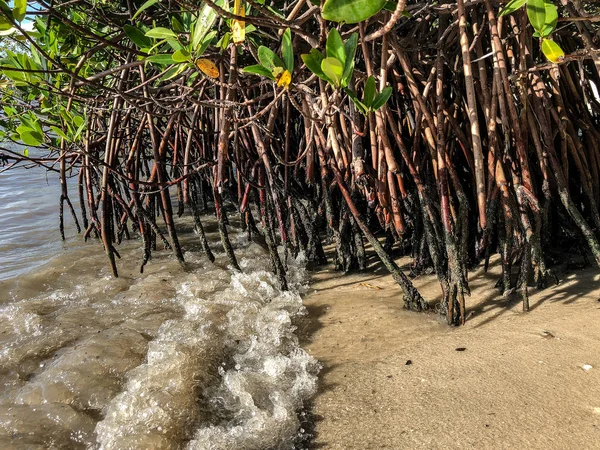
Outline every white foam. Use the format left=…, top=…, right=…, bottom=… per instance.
left=187, top=254, right=318, bottom=450
left=95, top=246, right=318, bottom=449
left=0, top=224, right=318, bottom=449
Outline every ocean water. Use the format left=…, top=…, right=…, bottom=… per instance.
left=0, top=150, right=80, bottom=281
left=0, top=157, right=319, bottom=449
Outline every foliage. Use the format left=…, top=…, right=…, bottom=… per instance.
left=301, top=28, right=357, bottom=89
left=243, top=28, right=293, bottom=87
left=321, top=0, right=387, bottom=24
left=346, top=76, right=392, bottom=114
left=499, top=0, right=564, bottom=62
left=0, top=0, right=27, bottom=31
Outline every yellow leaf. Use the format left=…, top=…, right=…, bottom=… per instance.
left=196, top=58, right=220, bottom=78
left=541, top=39, right=565, bottom=63
left=233, top=0, right=244, bottom=16
left=231, top=0, right=245, bottom=44
left=276, top=69, right=292, bottom=88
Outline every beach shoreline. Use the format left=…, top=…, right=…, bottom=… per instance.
left=299, top=254, right=600, bottom=449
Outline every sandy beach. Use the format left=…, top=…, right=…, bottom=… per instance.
left=299, top=255, right=600, bottom=449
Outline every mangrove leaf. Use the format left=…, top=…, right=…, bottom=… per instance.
left=321, top=0, right=387, bottom=24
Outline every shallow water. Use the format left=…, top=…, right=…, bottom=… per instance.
left=0, top=160, right=319, bottom=449
left=0, top=147, right=82, bottom=281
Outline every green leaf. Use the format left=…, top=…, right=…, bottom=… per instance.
left=0, top=26, right=15, bottom=35
left=182, top=11, right=192, bottom=28
left=167, top=39, right=183, bottom=51
left=13, top=0, right=26, bottom=22
left=243, top=64, right=276, bottom=80
left=171, top=15, right=184, bottom=33
left=265, top=4, right=284, bottom=17
left=59, top=111, right=74, bottom=134
left=73, top=120, right=86, bottom=141
left=191, top=3, right=218, bottom=51
left=72, top=115, right=84, bottom=128
left=217, top=32, right=231, bottom=51
left=23, top=148, right=29, bottom=157
left=132, top=0, right=160, bottom=20
left=322, top=0, right=387, bottom=24
left=321, top=57, right=344, bottom=87
left=257, top=45, right=284, bottom=71
left=197, top=30, right=217, bottom=56
left=146, top=54, right=175, bottom=65
left=543, top=1, right=558, bottom=34
left=541, top=38, right=565, bottom=62
left=326, top=28, right=345, bottom=65
left=50, top=125, right=69, bottom=141
left=539, top=25, right=553, bottom=38
left=188, top=71, right=199, bottom=83
left=159, top=63, right=187, bottom=81
left=145, top=27, right=177, bottom=39
left=17, top=125, right=43, bottom=146
left=281, top=28, right=294, bottom=73
left=0, top=13, right=13, bottom=32
left=0, top=0, right=13, bottom=15
left=363, top=75, right=376, bottom=108
left=172, top=49, right=190, bottom=62
left=372, top=86, right=392, bottom=110
left=526, top=0, right=546, bottom=33
left=346, top=88, right=367, bottom=115
left=499, top=0, right=527, bottom=17
left=301, top=49, right=328, bottom=81
left=2, top=57, right=22, bottom=80
left=124, top=25, right=152, bottom=49
left=26, top=113, right=43, bottom=136
left=342, top=32, right=358, bottom=86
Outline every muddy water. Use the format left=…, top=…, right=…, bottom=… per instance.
left=0, top=161, right=318, bottom=449
left=0, top=150, right=80, bottom=281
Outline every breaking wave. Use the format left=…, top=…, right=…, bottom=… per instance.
left=0, top=221, right=319, bottom=449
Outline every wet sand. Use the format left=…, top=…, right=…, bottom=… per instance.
left=300, top=255, right=600, bottom=449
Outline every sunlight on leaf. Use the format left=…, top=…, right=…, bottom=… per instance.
left=541, top=39, right=565, bottom=63
left=321, top=57, right=343, bottom=87
left=231, top=0, right=245, bottom=44
left=527, top=0, right=546, bottom=33
left=197, top=58, right=220, bottom=78
left=13, top=0, right=27, bottom=22
left=499, top=0, right=527, bottom=17
left=322, top=0, right=386, bottom=24
left=276, top=69, right=292, bottom=88
left=145, top=27, right=178, bottom=40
